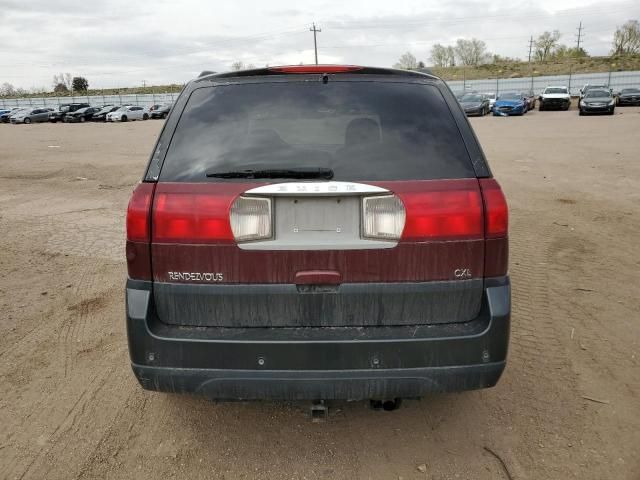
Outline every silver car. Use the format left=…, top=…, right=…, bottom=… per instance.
left=10, top=107, right=54, bottom=124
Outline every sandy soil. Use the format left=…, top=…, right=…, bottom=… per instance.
left=1, top=109, right=639, bottom=480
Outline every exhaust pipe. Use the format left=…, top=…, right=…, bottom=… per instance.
left=370, top=398, right=403, bottom=411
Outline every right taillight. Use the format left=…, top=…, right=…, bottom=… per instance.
left=362, top=195, right=406, bottom=240
left=479, top=179, right=508, bottom=238
left=480, top=178, right=509, bottom=277
left=230, top=196, right=272, bottom=242
left=396, top=180, right=484, bottom=241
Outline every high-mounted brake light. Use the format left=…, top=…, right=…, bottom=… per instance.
left=268, top=65, right=363, bottom=74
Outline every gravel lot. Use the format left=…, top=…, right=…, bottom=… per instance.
left=1, top=109, right=639, bottom=480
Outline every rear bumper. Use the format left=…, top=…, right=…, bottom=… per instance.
left=126, top=277, right=510, bottom=400
left=581, top=104, right=613, bottom=113
left=541, top=98, right=570, bottom=108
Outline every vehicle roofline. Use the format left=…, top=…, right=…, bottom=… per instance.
left=196, top=65, right=440, bottom=82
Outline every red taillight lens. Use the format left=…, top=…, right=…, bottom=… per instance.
left=152, top=192, right=236, bottom=243
left=126, top=182, right=154, bottom=241
left=396, top=180, right=484, bottom=241
left=269, top=65, right=363, bottom=74
left=480, top=178, right=509, bottom=277
left=126, top=182, right=155, bottom=280
left=479, top=179, right=508, bottom=238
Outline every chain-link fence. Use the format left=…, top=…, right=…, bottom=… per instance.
left=446, top=70, right=640, bottom=96
left=1, top=70, right=639, bottom=109
left=0, top=92, right=179, bottom=109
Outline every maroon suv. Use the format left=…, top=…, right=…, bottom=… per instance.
left=126, top=65, right=510, bottom=401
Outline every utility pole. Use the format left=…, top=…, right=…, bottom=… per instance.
left=310, top=23, right=321, bottom=64
left=570, top=22, right=584, bottom=95
left=142, top=80, right=147, bottom=88
left=575, top=22, right=584, bottom=51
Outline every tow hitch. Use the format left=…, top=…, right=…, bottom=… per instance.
left=310, top=400, right=329, bottom=422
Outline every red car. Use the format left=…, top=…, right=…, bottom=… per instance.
left=125, top=65, right=510, bottom=404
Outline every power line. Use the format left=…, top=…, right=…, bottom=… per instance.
left=310, top=23, right=321, bottom=64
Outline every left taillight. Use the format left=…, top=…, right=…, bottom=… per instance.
left=126, top=182, right=155, bottom=280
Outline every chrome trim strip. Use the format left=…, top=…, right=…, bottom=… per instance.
left=244, top=181, right=388, bottom=196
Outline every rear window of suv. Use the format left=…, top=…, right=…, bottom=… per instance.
left=159, top=81, right=475, bottom=181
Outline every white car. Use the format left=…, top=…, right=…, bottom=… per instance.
left=106, top=105, right=149, bottom=122
left=539, top=86, right=571, bottom=111
left=483, top=92, right=497, bottom=111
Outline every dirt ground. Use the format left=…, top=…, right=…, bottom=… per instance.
left=1, top=109, right=639, bottom=480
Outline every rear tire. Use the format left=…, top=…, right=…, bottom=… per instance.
left=162, top=112, right=168, bottom=119
left=79, top=116, right=85, bottom=123
left=121, top=115, right=128, bottom=122
left=608, top=108, right=615, bottom=115
left=143, top=113, right=149, bottom=120
left=24, top=117, right=31, bottom=124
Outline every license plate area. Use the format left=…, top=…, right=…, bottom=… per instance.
left=236, top=196, right=397, bottom=250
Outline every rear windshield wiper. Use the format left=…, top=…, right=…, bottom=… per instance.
left=206, top=167, right=334, bottom=180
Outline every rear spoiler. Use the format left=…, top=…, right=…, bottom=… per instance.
left=198, top=65, right=438, bottom=80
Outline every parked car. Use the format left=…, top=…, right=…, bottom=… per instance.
left=483, top=92, right=497, bottom=111
left=49, top=103, right=90, bottom=123
left=521, top=90, right=536, bottom=110
left=538, top=86, right=571, bottom=111
left=149, top=104, right=162, bottom=112
left=616, top=87, right=640, bottom=106
left=106, top=105, right=149, bottom=122
left=459, top=93, right=491, bottom=116
left=493, top=92, right=528, bottom=116
left=10, top=107, right=54, bottom=124
left=150, top=103, right=172, bottom=119
left=579, top=84, right=610, bottom=101
left=125, top=64, right=510, bottom=403
left=64, top=106, right=101, bottom=123
left=1, top=107, right=26, bottom=123
left=579, top=89, right=615, bottom=115
left=91, top=105, right=120, bottom=122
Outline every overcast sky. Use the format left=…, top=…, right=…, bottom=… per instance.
left=1, top=0, right=638, bottom=89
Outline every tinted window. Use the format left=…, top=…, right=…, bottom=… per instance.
left=160, top=81, right=474, bottom=182
left=585, top=90, right=610, bottom=98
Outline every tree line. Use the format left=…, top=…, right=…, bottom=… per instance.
left=1, top=73, right=89, bottom=98
left=394, top=19, right=640, bottom=69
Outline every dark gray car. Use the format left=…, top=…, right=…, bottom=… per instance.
left=459, top=93, right=490, bottom=116
left=579, top=89, right=615, bottom=115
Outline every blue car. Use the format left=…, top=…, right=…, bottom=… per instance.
left=493, top=92, right=528, bottom=116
